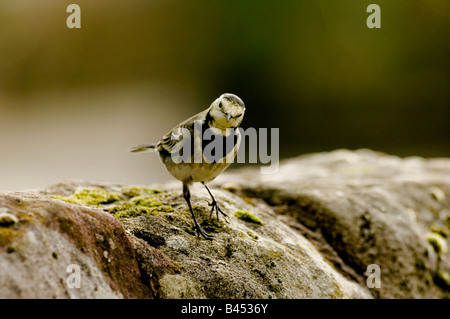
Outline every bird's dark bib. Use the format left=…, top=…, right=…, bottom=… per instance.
left=199, top=121, right=238, bottom=163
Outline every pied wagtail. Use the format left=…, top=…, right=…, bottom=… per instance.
left=129, top=93, right=246, bottom=240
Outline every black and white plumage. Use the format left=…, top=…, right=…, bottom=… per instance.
left=129, top=93, right=246, bottom=239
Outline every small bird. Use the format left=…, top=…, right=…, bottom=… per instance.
left=129, top=93, right=246, bottom=240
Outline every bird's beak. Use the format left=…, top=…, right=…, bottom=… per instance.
left=226, top=113, right=232, bottom=122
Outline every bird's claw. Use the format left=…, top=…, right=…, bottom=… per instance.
left=195, top=224, right=213, bottom=240
left=207, top=200, right=229, bottom=223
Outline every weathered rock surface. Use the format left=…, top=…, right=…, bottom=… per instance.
left=0, top=149, right=449, bottom=298
left=215, top=149, right=450, bottom=298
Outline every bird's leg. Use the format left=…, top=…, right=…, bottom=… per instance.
left=202, top=182, right=228, bottom=221
left=183, top=183, right=213, bottom=240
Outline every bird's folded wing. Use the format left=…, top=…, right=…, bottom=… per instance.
left=157, top=110, right=207, bottom=154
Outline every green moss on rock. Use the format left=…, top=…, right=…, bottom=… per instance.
left=53, top=188, right=122, bottom=206
left=0, top=228, right=16, bottom=247
left=59, top=216, right=74, bottom=235
left=234, top=210, right=263, bottom=225
left=122, top=186, right=161, bottom=198
left=105, top=198, right=173, bottom=219
left=158, top=206, right=175, bottom=212
left=131, top=196, right=163, bottom=207
left=105, top=203, right=152, bottom=218
left=52, top=186, right=173, bottom=219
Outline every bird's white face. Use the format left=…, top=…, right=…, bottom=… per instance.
left=209, top=93, right=245, bottom=129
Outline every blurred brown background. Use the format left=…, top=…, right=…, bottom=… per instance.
left=0, top=0, right=449, bottom=190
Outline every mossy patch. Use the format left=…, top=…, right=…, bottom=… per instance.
left=59, top=216, right=74, bottom=235
left=53, top=188, right=122, bottom=206
left=122, top=186, right=161, bottom=198
left=0, top=228, right=16, bottom=247
left=131, top=196, right=163, bottom=207
left=158, top=206, right=176, bottom=213
left=105, top=203, right=143, bottom=218
left=106, top=202, right=166, bottom=218
left=52, top=186, right=173, bottom=219
left=105, top=196, right=173, bottom=219
left=234, top=210, right=263, bottom=225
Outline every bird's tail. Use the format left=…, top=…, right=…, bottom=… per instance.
left=128, top=144, right=157, bottom=153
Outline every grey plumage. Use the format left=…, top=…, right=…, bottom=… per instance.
left=130, top=93, right=246, bottom=239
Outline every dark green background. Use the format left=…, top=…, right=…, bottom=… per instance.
left=0, top=0, right=449, bottom=189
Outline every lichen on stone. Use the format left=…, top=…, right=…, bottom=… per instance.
left=107, top=192, right=173, bottom=218
left=131, top=196, right=163, bottom=208
left=122, top=192, right=173, bottom=216
left=158, top=274, right=205, bottom=298
left=122, top=186, right=161, bottom=198
left=105, top=201, right=171, bottom=219
left=51, top=186, right=173, bottom=219
left=234, top=210, right=263, bottom=225
left=52, top=187, right=122, bottom=206
left=59, top=216, right=74, bottom=235
left=0, top=227, right=16, bottom=247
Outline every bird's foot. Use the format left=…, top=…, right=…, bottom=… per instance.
left=194, top=224, right=213, bottom=240
left=207, top=199, right=229, bottom=222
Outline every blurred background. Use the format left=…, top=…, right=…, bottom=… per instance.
left=0, top=0, right=449, bottom=190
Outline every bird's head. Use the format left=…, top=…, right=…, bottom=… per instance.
left=209, top=93, right=245, bottom=129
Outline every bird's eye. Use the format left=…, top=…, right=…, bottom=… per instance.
left=218, top=102, right=222, bottom=108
